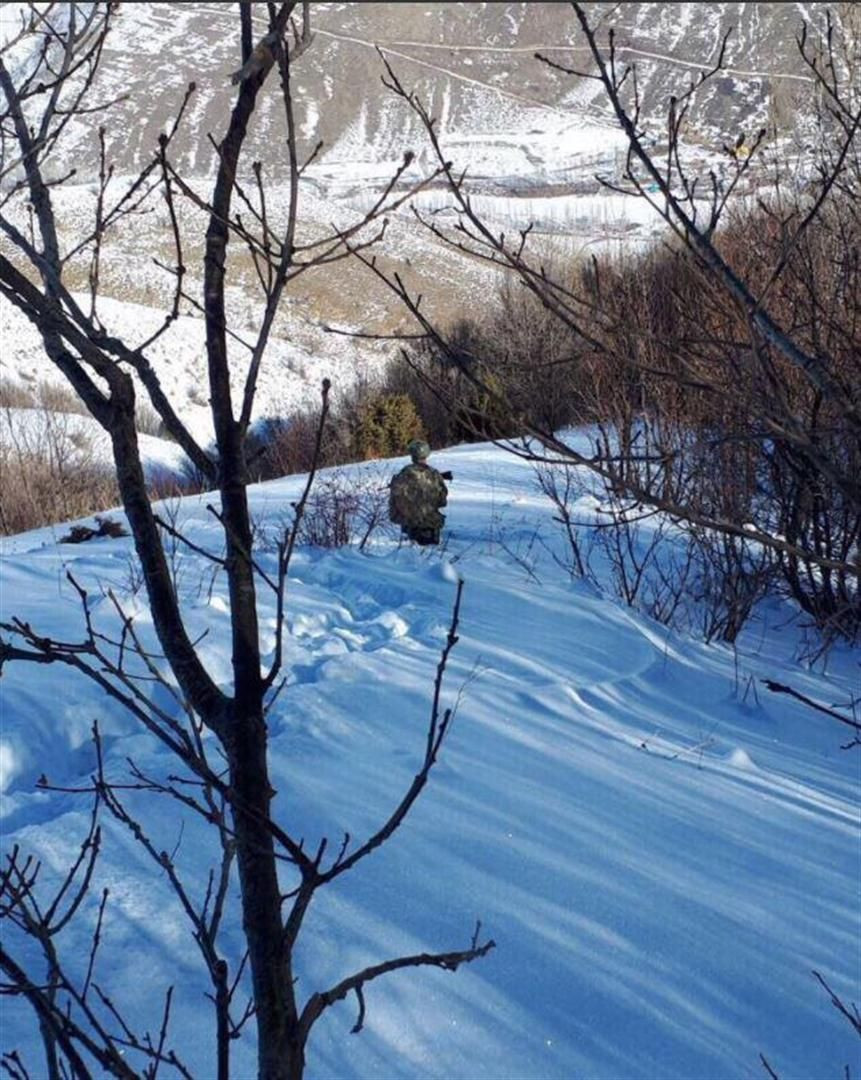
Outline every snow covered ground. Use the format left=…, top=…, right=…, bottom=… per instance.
left=1, top=439, right=859, bottom=1080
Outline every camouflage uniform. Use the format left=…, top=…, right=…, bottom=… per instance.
left=389, top=462, right=448, bottom=545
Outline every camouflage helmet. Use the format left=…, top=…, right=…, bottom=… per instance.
left=407, top=439, right=431, bottom=463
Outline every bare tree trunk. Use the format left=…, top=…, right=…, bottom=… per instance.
left=227, top=712, right=297, bottom=1079
left=201, top=11, right=300, bottom=1071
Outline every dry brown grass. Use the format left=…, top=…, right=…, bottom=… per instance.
left=0, top=378, right=89, bottom=416
left=0, top=419, right=119, bottom=535
left=0, top=401, right=209, bottom=535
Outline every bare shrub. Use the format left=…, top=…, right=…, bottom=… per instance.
left=512, top=208, right=858, bottom=644
left=296, top=469, right=391, bottom=550
left=485, top=506, right=545, bottom=584
left=0, top=380, right=35, bottom=409
left=492, top=277, right=587, bottom=431
left=597, top=214, right=859, bottom=641
left=0, top=405, right=205, bottom=535
left=0, top=378, right=91, bottom=416
left=688, top=529, right=776, bottom=644
left=0, top=409, right=118, bottom=535
left=534, top=459, right=771, bottom=642
left=249, top=409, right=346, bottom=481
left=639, top=536, right=698, bottom=632
left=147, top=465, right=210, bottom=501
left=150, top=495, right=210, bottom=598
left=34, top=380, right=90, bottom=416
left=534, top=462, right=592, bottom=580
left=135, top=401, right=165, bottom=436
left=0, top=449, right=119, bottom=535
left=593, top=501, right=669, bottom=610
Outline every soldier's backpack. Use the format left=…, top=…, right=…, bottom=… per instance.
left=388, top=468, right=414, bottom=526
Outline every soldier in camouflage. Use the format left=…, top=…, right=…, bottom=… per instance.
left=389, top=440, right=450, bottom=546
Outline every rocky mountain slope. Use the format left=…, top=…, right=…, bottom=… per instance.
left=45, top=2, right=830, bottom=192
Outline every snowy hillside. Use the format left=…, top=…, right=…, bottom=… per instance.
left=0, top=288, right=379, bottom=445
left=1, top=438, right=859, bottom=1080
left=1, top=2, right=838, bottom=415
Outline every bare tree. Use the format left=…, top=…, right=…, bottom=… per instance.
left=351, top=4, right=859, bottom=629
left=0, top=5, right=492, bottom=1078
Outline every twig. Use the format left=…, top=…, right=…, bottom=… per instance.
left=812, top=970, right=861, bottom=1036
left=761, top=681, right=861, bottom=735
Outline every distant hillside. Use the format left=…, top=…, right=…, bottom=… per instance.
left=0, top=2, right=846, bottom=421
left=44, top=2, right=834, bottom=193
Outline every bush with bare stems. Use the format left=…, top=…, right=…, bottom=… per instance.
left=294, top=468, right=392, bottom=550
left=0, top=405, right=119, bottom=534
left=352, top=4, right=858, bottom=650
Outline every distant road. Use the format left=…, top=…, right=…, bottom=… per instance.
left=363, top=36, right=816, bottom=85
left=217, top=2, right=817, bottom=86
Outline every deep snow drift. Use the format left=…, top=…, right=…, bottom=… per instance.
left=1, top=439, right=859, bottom=1080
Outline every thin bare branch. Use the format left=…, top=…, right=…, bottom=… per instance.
left=299, top=925, right=495, bottom=1041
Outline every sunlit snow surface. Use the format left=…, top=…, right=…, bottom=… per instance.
left=1, top=440, right=859, bottom=1080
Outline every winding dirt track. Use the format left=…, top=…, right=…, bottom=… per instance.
left=195, top=3, right=813, bottom=129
